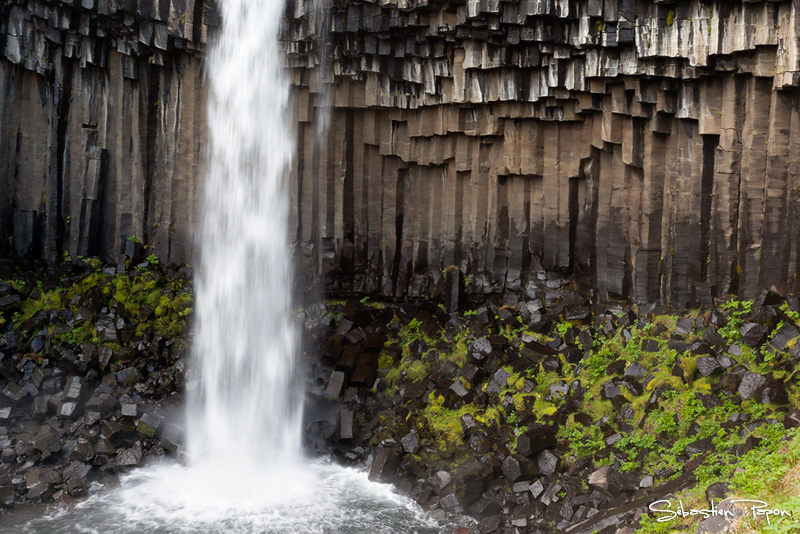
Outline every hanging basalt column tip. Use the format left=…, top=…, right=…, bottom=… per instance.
left=439, top=265, right=465, bottom=314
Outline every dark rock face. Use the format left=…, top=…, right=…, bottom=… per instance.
left=3, top=1, right=800, bottom=303
left=282, top=0, right=800, bottom=303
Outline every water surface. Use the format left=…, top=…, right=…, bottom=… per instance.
left=1, top=461, right=452, bottom=534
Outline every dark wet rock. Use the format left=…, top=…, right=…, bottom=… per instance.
left=325, top=370, right=346, bottom=398
left=706, top=482, right=730, bottom=504
left=368, top=447, right=399, bottom=484
left=477, top=515, right=503, bottom=533
left=66, top=477, right=88, bottom=498
left=401, top=431, right=419, bottom=454
left=461, top=414, right=478, bottom=433
left=1, top=381, right=27, bottom=402
left=455, top=468, right=490, bottom=505
left=615, top=404, right=635, bottom=422
left=486, top=368, right=511, bottom=395
left=605, top=360, right=626, bottom=375
left=96, top=438, right=116, bottom=456
left=738, top=372, right=767, bottom=400
left=458, top=363, right=483, bottom=385
left=0, top=484, right=14, bottom=507
left=623, top=362, right=646, bottom=380
left=449, top=379, right=469, bottom=397
left=740, top=323, right=768, bottom=347
left=401, top=381, right=428, bottom=400
left=62, top=376, right=83, bottom=400
left=785, top=408, right=800, bottom=428
left=116, top=443, right=143, bottom=466
left=731, top=436, right=762, bottom=457
left=96, top=317, right=119, bottom=344
left=703, top=327, right=726, bottom=347
left=717, top=354, right=733, bottom=369
left=137, top=413, right=163, bottom=437
left=116, top=367, right=144, bottom=386
left=536, top=449, right=560, bottom=476
left=685, top=437, right=714, bottom=456
left=26, top=467, right=61, bottom=502
left=601, top=382, right=623, bottom=401
left=442, top=267, right=465, bottom=314
left=0, top=294, right=21, bottom=310
left=85, top=392, right=119, bottom=420
left=502, top=455, right=537, bottom=482
left=68, top=439, right=95, bottom=462
left=770, top=323, right=799, bottom=351
left=675, top=318, right=694, bottom=335
left=751, top=306, right=778, bottom=325
left=546, top=383, right=569, bottom=401
left=118, top=398, right=137, bottom=418
left=541, top=356, right=561, bottom=373
left=336, top=409, right=355, bottom=441
left=471, top=497, right=502, bottom=519
left=32, top=425, right=61, bottom=458
left=470, top=338, right=493, bottom=360
left=517, top=426, right=557, bottom=458
left=641, top=339, right=659, bottom=352
left=761, top=380, right=789, bottom=405
left=538, top=482, right=562, bottom=506
left=696, top=356, right=722, bottom=377
left=696, top=393, right=722, bottom=410
left=587, top=466, right=638, bottom=495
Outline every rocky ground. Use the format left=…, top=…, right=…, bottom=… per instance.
left=1, top=260, right=799, bottom=534
left=302, top=281, right=800, bottom=534
left=0, top=257, right=192, bottom=509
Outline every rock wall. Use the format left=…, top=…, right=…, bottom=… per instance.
left=285, top=0, right=800, bottom=304
left=0, top=0, right=210, bottom=265
left=3, top=0, right=800, bottom=305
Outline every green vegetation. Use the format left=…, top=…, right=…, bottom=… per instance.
left=1, top=256, right=193, bottom=367
left=369, top=296, right=799, bottom=531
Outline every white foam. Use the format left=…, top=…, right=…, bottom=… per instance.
left=4, top=461, right=447, bottom=534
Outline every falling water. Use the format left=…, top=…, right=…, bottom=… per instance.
left=186, top=0, right=302, bottom=472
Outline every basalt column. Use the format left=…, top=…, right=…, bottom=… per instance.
left=284, top=0, right=800, bottom=304
left=3, top=0, right=800, bottom=305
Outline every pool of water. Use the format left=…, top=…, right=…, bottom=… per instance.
left=0, top=460, right=457, bottom=534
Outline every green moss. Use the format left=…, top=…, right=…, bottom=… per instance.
left=72, top=272, right=108, bottom=296
left=440, top=337, right=468, bottom=368
left=378, top=352, right=394, bottom=369
left=406, top=360, right=429, bottom=382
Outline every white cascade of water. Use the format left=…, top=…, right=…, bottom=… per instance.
left=186, top=0, right=302, bottom=473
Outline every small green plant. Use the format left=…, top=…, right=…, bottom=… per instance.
left=780, top=303, right=800, bottom=325
left=146, top=254, right=159, bottom=266
left=555, top=321, right=575, bottom=337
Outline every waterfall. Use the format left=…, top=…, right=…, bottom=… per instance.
left=187, top=0, right=302, bottom=471
left=0, top=1, right=451, bottom=531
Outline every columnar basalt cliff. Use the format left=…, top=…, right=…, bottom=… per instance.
left=3, top=0, right=800, bottom=305
left=0, top=0, right=211, bottom=266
